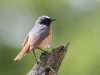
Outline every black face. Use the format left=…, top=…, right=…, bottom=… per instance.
left=39, top=17, right=56, bottom=26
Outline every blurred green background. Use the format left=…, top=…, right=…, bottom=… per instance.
left=0, top=0, right=100, bottom=75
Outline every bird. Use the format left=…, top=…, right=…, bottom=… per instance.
left=14, top=15, right=56, bottom=61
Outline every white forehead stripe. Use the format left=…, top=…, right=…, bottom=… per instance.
left=45, top=16, right=50, bottom=18
left=41, top=15, right=50, bottom=19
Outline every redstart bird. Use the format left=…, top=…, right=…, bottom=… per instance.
left=14, top=15, right=56, bottom=61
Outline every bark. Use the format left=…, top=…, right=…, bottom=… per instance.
left=27, top=42, right=70, bottom=75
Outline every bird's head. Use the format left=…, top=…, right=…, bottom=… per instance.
left=35, top=15, right=56, bottom=26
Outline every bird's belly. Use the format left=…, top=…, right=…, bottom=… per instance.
left=37, top=38, right=50, bottom=49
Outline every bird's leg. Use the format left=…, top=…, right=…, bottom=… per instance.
left=36, top=47, right=46, bottom=52
left=32, top=50, right=38, bottom=63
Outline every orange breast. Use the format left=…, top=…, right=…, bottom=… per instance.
left=37, top=28, right=52, bottom=49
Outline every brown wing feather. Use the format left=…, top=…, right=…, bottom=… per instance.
left=22, top=36, right=29, bottom=47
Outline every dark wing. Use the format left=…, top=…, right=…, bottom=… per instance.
left=22, top=36, right=29, bottom=47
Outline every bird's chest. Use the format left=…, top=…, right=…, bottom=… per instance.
left=37, top=28, right=52, bottom=49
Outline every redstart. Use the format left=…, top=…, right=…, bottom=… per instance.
left=14, top=15, right=56, bottom=61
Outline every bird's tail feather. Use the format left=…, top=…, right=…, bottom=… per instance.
left=14, top=44, right=30, bottom=61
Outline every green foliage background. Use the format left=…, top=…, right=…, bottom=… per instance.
left=0, top=0, right=100, bottom=75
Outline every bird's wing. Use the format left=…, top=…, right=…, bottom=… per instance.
left=30, top=27, right=49, bottom=49
left=22, top=36, right=29, bottom=47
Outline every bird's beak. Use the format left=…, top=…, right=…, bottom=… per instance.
left=51, top=18, right=56, bottom=21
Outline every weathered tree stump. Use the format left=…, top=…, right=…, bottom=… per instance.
left=27, top=42, right=70, bottom=75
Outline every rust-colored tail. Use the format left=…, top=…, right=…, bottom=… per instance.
left=14, top=44, right=30, bottom=61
